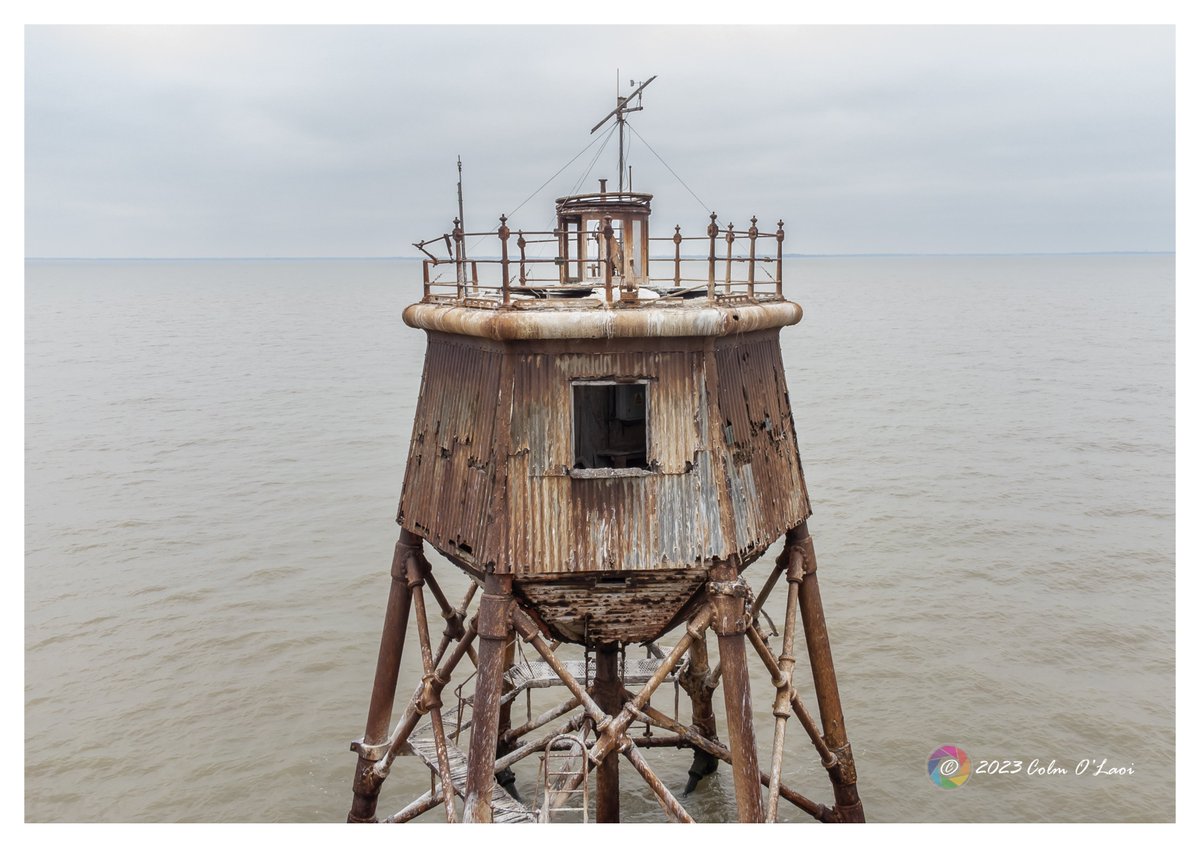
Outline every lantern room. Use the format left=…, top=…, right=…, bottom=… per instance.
left=554, top=183, right=651, bottom=292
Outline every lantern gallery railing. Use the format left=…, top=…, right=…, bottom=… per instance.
left=414, top=213, right=787, bottom=307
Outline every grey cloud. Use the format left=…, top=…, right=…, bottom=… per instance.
left=25, top=25, right=1174, bottom=257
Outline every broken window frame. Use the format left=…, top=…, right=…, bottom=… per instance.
left=568, top=379, right=654, bottom=479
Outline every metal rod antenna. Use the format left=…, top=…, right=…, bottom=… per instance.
left=619, top=69, right=626, bottom=193
left=619, top=110, right=625, bottom=192
left=457, top=156, right=467, bottom=260
left=453, top=156, right=467, bottom=287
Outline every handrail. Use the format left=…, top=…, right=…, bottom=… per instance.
left=416, top=214, right=786, bottom=305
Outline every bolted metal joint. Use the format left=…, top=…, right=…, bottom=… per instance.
left=679, top=658, right=717, bottom=698
left=707, top=577, right=750, bottom=636
left=416, top=671, right=447, bottom=714
left=391, top=539, right=422, bottom=581
left=403, top=552, right=426, bottom=589
left=826, top=742, right=858, bottom=786
left=783, top=544, right=806, bottom=584
left=475, top=583, right=513, bottom=641
left=798, top=535, right=818, bottom=577
left=440, top=609, right=466, bottom=641
left=350, top=737, right=390, bottom=762
left=706, top=578, right=750, bottom=598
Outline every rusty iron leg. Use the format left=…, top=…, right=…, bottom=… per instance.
left=463, top=573, right=514, bottom=823
left=679, top=635, right=719, bottom=794
left=708, top=562, right=764, bottom=823
left=348, top=531, right=419, bottom=823
left=593, top=643, right=622, bottom=822
left=791, top=522, right=865, bottom=823
left=495, top=635, right=521, bottom=802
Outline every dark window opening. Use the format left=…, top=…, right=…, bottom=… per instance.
left=573, top=382, right=649, bottom=470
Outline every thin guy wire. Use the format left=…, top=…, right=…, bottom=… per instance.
left=507, top=123, right=616, bottom=220
left=462, top=125, right=619, bottom=254
left=628, top=122, right=710, bottom=224
left=568, top=123, right=618, bottom=197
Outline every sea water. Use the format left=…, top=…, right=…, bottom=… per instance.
left=24, top=255, right=1174, bottom=822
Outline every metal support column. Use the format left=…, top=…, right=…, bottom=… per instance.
left=791, top=523, right=866, bottom=823
left=708, top=561, right=764, bottom=822
left=593, top=644, right=622, bottom=822
left=347, top=531, right=418, bottom=822
left=463, top=573, right=514, bottom=822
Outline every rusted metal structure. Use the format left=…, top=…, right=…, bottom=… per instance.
left=347, top=79, right=864, bottom=824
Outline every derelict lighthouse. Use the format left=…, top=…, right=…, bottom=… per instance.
left=347, top=78, right=864, bottom=823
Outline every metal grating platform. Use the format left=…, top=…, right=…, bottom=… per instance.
left=504, top=656, right=678, bottom=692
left=407, top=731, right=536, bottom=823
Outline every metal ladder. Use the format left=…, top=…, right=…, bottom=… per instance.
left=538, top=732, right=591, bottom=823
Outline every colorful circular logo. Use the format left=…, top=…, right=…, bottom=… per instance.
left=928, top=745, right=971, bottom=788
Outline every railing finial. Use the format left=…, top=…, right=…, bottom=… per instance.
left=748, top=217, right=759, bottom=297
left=498, top=215, right=512, bottom=306
left=775, top=220, right=785, bottom=297
left=672, top=225, right=682, bottom=288
left=724, top=222, right=735, bottom=293
left=707, top=213, right=719, bottom=300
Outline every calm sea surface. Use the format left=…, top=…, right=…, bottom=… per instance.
left=24, top=255, right=1174, bottom=823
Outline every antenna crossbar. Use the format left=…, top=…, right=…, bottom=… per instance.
left=589, top=75, right=656, bottom=194
left=589, top=75, right=657, bottom=134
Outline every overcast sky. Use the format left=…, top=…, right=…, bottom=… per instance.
left=24, top=25, right=1175, bottom=257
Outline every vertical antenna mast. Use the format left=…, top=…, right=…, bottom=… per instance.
left=455, top=156, right=466, bottom=285
left=456, top=155, right=466, bottom=252
left=590, top=75, right=656, bottom=194
left=617, top=69, right=624, bottom=192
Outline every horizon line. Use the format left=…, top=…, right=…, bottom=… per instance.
left=24, top=250, right=1176, bottom=262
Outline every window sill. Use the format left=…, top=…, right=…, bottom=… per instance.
left=568, top=468, right=656, bottom=480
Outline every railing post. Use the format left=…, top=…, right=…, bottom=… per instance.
left=725, top=222, right=735, bottom=293
left=672, top=225, right=682, bottom=288
left=517, top=230, right=527, bottom=286
left=706, top=212, right=718, bottom=300
left=423, top=260, right=430, bottom=299
left=498, top=214, right=511, bottom=307
left=775, top=220, right=785, bottom=298
left=748, top=216, right=758, bottom=298
left=556, top=227, right=567, bottom=286
left=453, top=217, right=464, bottom=299
left=602, top=215, right=614, bottom=304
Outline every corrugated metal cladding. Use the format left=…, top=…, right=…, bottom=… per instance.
left=398, top=334, right=507, bottom=568
left=713, top=332, right=811, bottom=553
left=398, top=329, right=809, bottom=578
